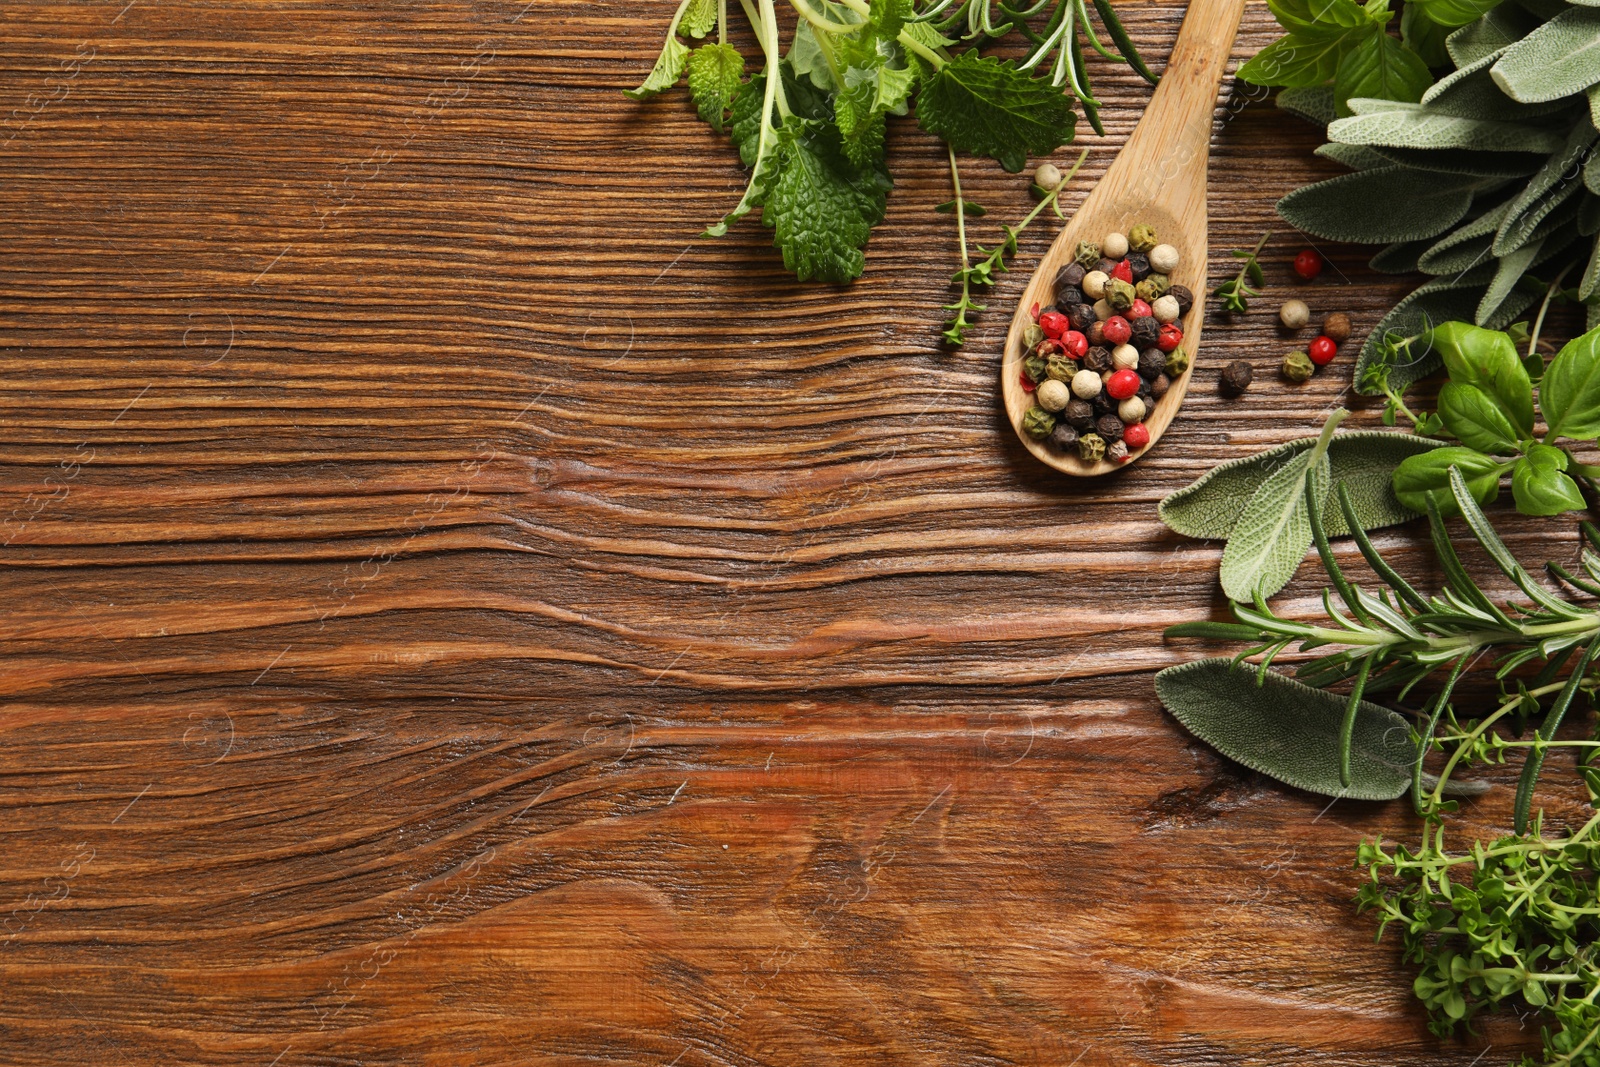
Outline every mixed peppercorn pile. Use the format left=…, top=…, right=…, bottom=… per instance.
left=1019, top=223, right=1190, bottom=464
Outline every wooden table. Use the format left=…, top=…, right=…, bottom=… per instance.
left=0, top=2, right=1562, bottom=1063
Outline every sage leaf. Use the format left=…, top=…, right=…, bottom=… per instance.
left=1315, top=142, right=1393, bottom=170
left=1494, top=126, right=1599, bottom=255
left=1154, top=658, right=1415, bottom=801
left=1329, top=99, right=1567, bottom=152
left=1393, top=446, right=1505, bottom=513
left=1540, top=323, right=1600, bottom=439
left=1417, top=200, right=1512, bottom=273
left=1370, top=238, right=1435, bottom=273
left=1447, top=4, right=1539, bottom=67
left=1477, top=236, right=1544, bottom=325
left=1368, top=144, right=1543, bottom=176
left=1159, top=430, right=1444, bottom=540
left=1511, top=444, right=1585, bottom=515
left=1490, top=8, right=1600, bottom=104
left=1277, top=166, right=1478, bottom=243
left=1438, top=382, right=1523, bottom=453
left=1277, top=85, right=1337, bottom=126
left=1583, top=236, right=1600, bottom=302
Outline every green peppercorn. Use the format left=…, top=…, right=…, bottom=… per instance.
left=1282, top=349, right=1315, bottom=383
left=1164, top=345, right=1190, bottom=377
left=1045, top=355, right=1079, bottom=382
left=1128, top=224, right=1157, bottom=253
left=1023, top=323, right=1046, bottom=348
left=1135, top=274, right=1170, bottom=303
left=1106, top=278, right=1136, bottom=313
left=1074, top=240, right=1102, bottom=269
left=1023, top=354, right=1048, bottom=384
left=1077, top=432, right=1106, bottom=464
left=1022, top=405, right=1056, bottom=439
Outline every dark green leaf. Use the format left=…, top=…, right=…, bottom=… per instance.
left=1427, top=320, right=1535, bottom=433
left=1239, top=32, right=1358, bottom=88
left=1276, top=85, right=1338, bottom=125
left=1353, top=272, right=1496, bottom=392
left=1511, top=444, right=1585, bottom=515
left=1392, top=446, right=1505, bottom=513
left=1513, top=636, right=1600, bottom=832
left=1155, top=658, right=1415, bottom=801
left=916, top=51, right=1077, bottom=173
left=1402, top=3, right=1454, bottom=66
left=1278, top=166, right=1479, bottom=243
left=759, top=117, right=892, bottom=283
left=1333, top=30, right=1433, bottom=115
left=933, top=199, right=987, bottom=216
left=1410, top=0, right=1507, bottom=29
left=1437, top=381, right=1523, bottom=452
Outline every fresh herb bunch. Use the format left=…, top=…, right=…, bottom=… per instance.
left=1161, top=465, right=1600, bottom=1061
left=1213, top=230, right=1272, bottom=313
left=1266, top=1, right=1600, bottom=380
left=1371, top=321, right=1600, bottom=518
left=626, top=0, right=1156, bottom=340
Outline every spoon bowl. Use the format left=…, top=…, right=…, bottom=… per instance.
left=1002, top=0, right=1249, bottom=476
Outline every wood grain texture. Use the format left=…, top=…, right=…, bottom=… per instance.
left=0, top=2, right=1589, bottom=1064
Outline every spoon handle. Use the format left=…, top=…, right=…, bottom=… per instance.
left=1109, top=0, right=1249, bottom=227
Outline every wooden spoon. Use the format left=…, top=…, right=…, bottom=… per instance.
left=1001, top=0, right=1250, bottom=476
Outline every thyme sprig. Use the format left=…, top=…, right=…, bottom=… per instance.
left=1212, top=230, right=1271, bottom=314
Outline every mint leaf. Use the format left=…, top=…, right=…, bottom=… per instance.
left=681, top=0, right=718, bottom=38
left=1333, top=31, right=1432, bottom=115
left=834, top=62, right=914, bottom=166
left=687, top=44, right=745, bottom=133
left=760, top=117, right=892, bottom=283
left=916, top=51, right=1076, bottom=173
left=625, top=35, right=691, bottom=101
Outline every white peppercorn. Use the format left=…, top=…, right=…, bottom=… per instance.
left=1034, top=162, right=1063, bottom=191
left=1118, top=396, right=1147, bottom=423
left=1148, top=244, right=1180, bottom=274
left=1093, top=299, right=1113, bottom=321
left=1151, top=295, right=1181, bottom=324
left=1101, top=231, right=1129, bottom=259
left=1279, top=298, right=1311, bottom=330
left=1036, top=378, right=1071, bottom=412
left=1082, top=270, right=1110, bottom=300
left=1111, top=343, right=1140, bottom=371
left=1070, top=368, right=1103, bottom=400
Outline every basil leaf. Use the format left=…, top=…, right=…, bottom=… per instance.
left=1438, top=382, right=1524, bottom=452
left=915, top=51, right=1077, bottom=173
left=1409, top=0, right=1504, bottom=28
left=1402, top=4, right=1454, bottom=67
left=1158, top=430, right=1444, bottom=540
left=1393, top=447, right=1505, bottom=513
left=1329, top=99, right=1568, bottom=152
left=1427, top=321, right=1535, bottom=433
left=1333, top=30, right=1433, bottom=115
left=1239, top=32, right=1354, bottom=88
left=1490, top=7, right=1600, bottom=104
left=1277, top=166, right=1479, bottom=243
left=1540, top=324, right=1600, bottom=440
left=1511, top=444, right=1585, bottom=515
left=1268, top=0, right=1372, bottom=34
left=1154, top=658, right=1415, bottom=801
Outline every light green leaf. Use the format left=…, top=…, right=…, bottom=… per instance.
left=1333, top=31, right=1433, bottom=115
left=1429, top=320, right=1535, bottom=432
left=687, top=44, right=745, bottom=133
left=916, top=51, right=1077, bottom=173
left=1159, top=430, right=1445, bottom=540
left=1438, top=382, right=1523, bottom=452
left=625, top=33, right=692, bottom=101
left=1490, top=8, right=1600, bottom=103
left=1494, top=127, right=1599, bottom=255
left=1512, top=445, right=1585, bottom=515
left=1540, top=324, right=1600, bottom=439
left=759, top=117, right=892, bottom=283
left=1329, top=99, right=1567, bottom=152
left=1268, top=0, right=1372, bottom=34
left=1447, top=4, right=1539, bottom=66
left=1410, top=0, right=1505, bottom=29
left=1316, top=142, right=1392, bottom=169
left=1277, top=166, right=1479, bottom=243
left=1392, top=446, right=1505, bottom=512
left=1277, top=85, right=1338, bottom=125
left=681, top=0, right=718, bottom=38
left=1154, top=658, right=1415, bottom=801
left=1239, top=32, right=1359, bottom=88
left=1477, top=236, right=1543, bottom=325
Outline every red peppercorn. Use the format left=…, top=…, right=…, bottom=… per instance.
left=1102, top=316, right=1132, bottom=346
left=1293, top=248, right=1322, bottom=281
left=1112, top=259, right=1134, bottom=284
left=1020, top=370, right=1036, bottom=392
left=1123, top=422, right=1150, bottom=449
left=1039, top=310, right=1068, bottom=339
left=1061, top=330, right=1088, bottom=358
left=1308, top=335, right=1338, bottom=365
left=1130, top=298, right=1152, bottom=319
left=1106, top=369, right=1141, bottom=401
left=1157, top=323, right=1183, bottom=352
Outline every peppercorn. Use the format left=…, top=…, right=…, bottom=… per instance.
left=1123, top=422, right=1150, bottom=450
left=1293, top=248, right=1322, bottom=281
left=1023, top=322, right=1045, bottom=348
left=1323, top=312, right=1352, bottom=343
left=1137, top=378, right=1153, bottom=401
left=1061, top=330, right=1088, bottom=358
left=1077, top=433, right=1106, bottom=464
left=1036, top=378, right=1071, bottom=412
left=1070, top=368, right=1103, bottom=400
left=1150, top=373, right=1170, bottom=399
left=1034, top=161, right=1063, bottom=192
left=1056, top=286, right=1085, bottom=308
left=1022, top=405, right=1057, bottom=438
left=1039, top=309, right=1068, bottom=338
left=1096, top=257, right=1119, bottom=277
left=1164, top=346, right=1190, bottom=377
left=1075, top=241, right=1102, bottom=269
left=1282, top=350, right=1315, bottom=382
left=1220, top=360, right=1253, bottom=397
left=1102, top=315, right=1132, bottom=346
left=1168, top=285, right=1194, bottom=316
left=1066, top=303, right=1096, bottom=332
left=1128, top=224, right=1157, bottom=253
left=1135, top=276, right=1168, bottom=303
left=1082, top=346, right=1112, bottom=374
left=1118, top=396, right=1147, bottom=424
left=1107, top=278, right=1136, bottom=313
left=1082, top=270, right=1110, bottom=300
left=1096, top=414, right=1125, bottom=442
left=1087, top=321, right=1106, bottom=346
left=1279, top=298, right=1310, bottom=331
left=1092, top=389, right=1115, bottom=415
left=1130, top=298, right=1152, bottom=320
left=1045, top=355, right=1078, bottom=382
left=1107, top=439, right=1130, bottom=463
left=1023, top=354, right=1048, bottom=383
left=1156, top=323, right=1183, bottom=352
left=1138, top=346, right=1165, bottom=379
left=1148, top=244, right=1180, bottom=274
left=1102, top=232, right=1129, bottom=259
left=1048, top=422, right=1079, bottom=451
left=1309, top=335, right=1338, bottom=365
left=1125, top=251, right=1151, bottom=281
left=1130, top=317, right=1159, bottom=349
left=1033, top=337, right=1062, bottom=359
left=1151, top=295, right=1181, bottom=325
left=1106, top=368, right=1141, bottom=400
left=1064, top=398, right=1094, bottom=430
left=1112, top=344, right=1140, bottom=371
left=1111, top=258, right=1134, bottom=284
left=1054, top=262, right=1087, bottom=293
left=1093, top=299, right=1113, bottom=322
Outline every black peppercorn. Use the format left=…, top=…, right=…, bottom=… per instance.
left=1137, top=378, right=1153, bottom=401
left=1092, top=390, right=1115, bottom=415
left=1126, top=251, right=1151, bottom=281
left=1087, top=321, right=1107, bottom=346
left=1048, top=423, right=1080, bottom=451
left=1064, top=398, right=1094, bottom=430
left=1055, top=286, right=1086, bottom=308
left=1066, top=303, right=1096, bottom=332
left=1054, top=263, right=1087, bottom=293
left=1220, top=360, right=1253, bottom=398
left=1138, top=346, right=1165, bottom=379
left=1096, top=257, right=1119, bottom=276
left=1129, top=317, right=1160, bottom=349
left=1096, top=414, right=1125, bottom=442
left=1150, top=373, right=1170, bottom=400
left=1082, top=346, right=1113, bottom=374
left=1169, top=285, right=1194, bottom=316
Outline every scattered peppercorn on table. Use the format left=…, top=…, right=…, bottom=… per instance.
left=0, top=2, right=1553, bottom=1065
